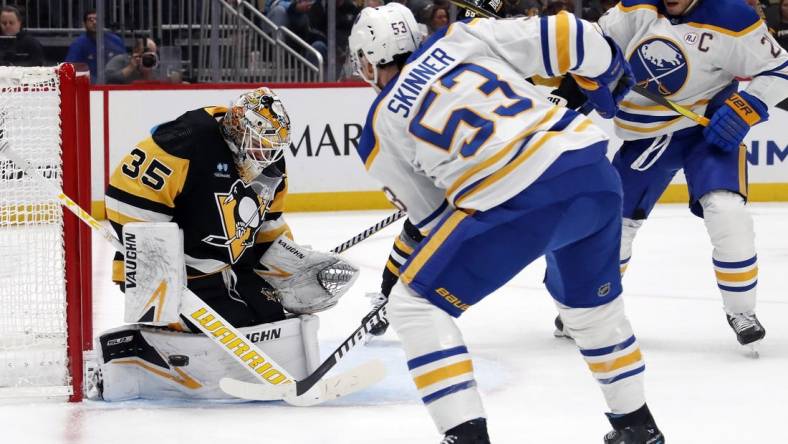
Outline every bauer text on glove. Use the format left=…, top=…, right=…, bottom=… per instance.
left=703, top=90, right=768, bottom=152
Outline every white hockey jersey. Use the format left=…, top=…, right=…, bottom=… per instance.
left=357, top=14, right=615, bottom=233
left=599, top=0, right=788, bottom=140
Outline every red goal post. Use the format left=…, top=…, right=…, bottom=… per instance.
left=0, top=63, right=92, bottom=402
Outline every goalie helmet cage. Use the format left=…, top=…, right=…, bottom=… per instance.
left=0, top=64, right=92, bottom=402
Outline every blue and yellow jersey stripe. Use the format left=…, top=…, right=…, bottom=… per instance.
left=445, top=108, right=599, bottom=210
left=444, top=106, right=561, bottom=202
left=539, top=11, right=586, bottom=78
left=356, top=77, right=400, bottom=171
left=614, top=98, right=709, bottom=134
left=682, top=0, right=762, bottom=37
left=617, top=0, right=660, bottom=14
left=402, top=211, right=469, bottom=286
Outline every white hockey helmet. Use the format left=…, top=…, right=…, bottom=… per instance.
left=348, top=3, right=424, bottom=88
left=221, top=87, right=291, bottom=182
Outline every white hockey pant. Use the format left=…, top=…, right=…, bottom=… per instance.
left=556, top=297, right=647, bottom=415
left=388, top=281, right=486, bottom=433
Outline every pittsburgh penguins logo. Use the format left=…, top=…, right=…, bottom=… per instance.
left=202, top=179, right=269, bottom=263
left=629, top=37, right=689, bottom=97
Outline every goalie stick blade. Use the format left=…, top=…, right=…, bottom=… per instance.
left=219, top=359, right=386, bottom=406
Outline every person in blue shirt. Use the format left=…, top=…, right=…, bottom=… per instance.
left=64, top=9, right=126, bottom=83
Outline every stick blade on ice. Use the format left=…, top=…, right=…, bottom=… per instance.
left=219, top=359, right=386, bottom=406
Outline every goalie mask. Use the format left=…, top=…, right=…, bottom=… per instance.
left=349, top=3, right=424, bottom=90
left=221, top=87, right=291, bottom=182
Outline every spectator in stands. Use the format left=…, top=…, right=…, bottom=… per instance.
left=65, top=9, right=126, bottom=83
left=405, top=0, right=431, bottom=22
left=263, top=0, right=327, bottom=66
left=745, top=0, right=769, bottom=20
left=420, top=4, right=449, bottom=35
left=0, top=5, right=44, bottom=66
left=774, top=0, right=788, bottom=49
left=105, top=36, right=159, bottom=84
left=364, top=0, right=383, bottom=7
left=498, top=0, right=541, bottom=18
left=582, top=0, right=616, bottom=21
left=543, top=0, right=572, bottom=15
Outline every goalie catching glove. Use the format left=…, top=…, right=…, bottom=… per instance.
left=255, top=234, right=360, bottom=314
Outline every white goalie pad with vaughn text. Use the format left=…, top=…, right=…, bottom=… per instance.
left=122, top=222, right=185, bottom=325
left=92, top=314, right=320, bottom=401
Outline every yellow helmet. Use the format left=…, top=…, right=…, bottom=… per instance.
left=221, top=87, right=291, bottom=181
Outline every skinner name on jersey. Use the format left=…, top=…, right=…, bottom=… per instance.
left=387, top=47, right=456, bottom=118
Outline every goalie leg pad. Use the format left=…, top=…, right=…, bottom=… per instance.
left=256, top=234, right=359, bottom=314
left=388, top=281, right=486, bottom=433
left=556, top=297, right=646, bottom=415
left=93, top=315, right=320, bottom=401
left=122, top=222, right=185, bottom=325
left=700, top=190, right=757, bottom=314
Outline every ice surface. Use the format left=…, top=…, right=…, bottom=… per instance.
left=2, top=204, right=786, bottom=443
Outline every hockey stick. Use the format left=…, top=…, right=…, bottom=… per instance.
left=220, top=302, right=389, bottom=405
left=220, top=210, right=405, bottom=403
left=0, top=141, right=384, bottom=405
left=446, top=0, right=711, bottom=127
left=331, top=210, right=404, bottom=254
left=630, top=84, right=710, bottom=126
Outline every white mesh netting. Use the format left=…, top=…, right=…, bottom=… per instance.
left=0, top=66, right=71, bottom=397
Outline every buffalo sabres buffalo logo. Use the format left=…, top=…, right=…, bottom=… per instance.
left=629, top=37, right=689, bottom=97
left=202, top=179, right=269, bottom=263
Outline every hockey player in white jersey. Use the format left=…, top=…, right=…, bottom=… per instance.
left=576, top=0, right=788, bottom=351
left=349, top=4, right=664, bottom=443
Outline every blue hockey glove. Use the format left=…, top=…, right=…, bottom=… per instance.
left=703, top=90, right=768, bottom=152
left=572, top=37, right=634, bottom=119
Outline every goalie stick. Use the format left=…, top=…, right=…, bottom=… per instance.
left=0, top=140, right=389, bottom=405
left=446, top=0, right=712, bottom=127
left=220, top=210, right=406, bottom=403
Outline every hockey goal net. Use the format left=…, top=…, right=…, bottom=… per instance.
left=0, top=64, right=92, bottom=401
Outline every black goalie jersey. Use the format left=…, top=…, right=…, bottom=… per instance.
left=106, top=106, right=291, bottom=285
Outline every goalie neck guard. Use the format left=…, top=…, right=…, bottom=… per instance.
left=221, top=87, right=291, bottom=183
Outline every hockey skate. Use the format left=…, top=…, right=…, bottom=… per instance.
left=604, top=404, right=664, bottom=444
left=553, top=315, right=572, bottom=339
left=604, top=424, right=665, bottom=444
left=440, top=418, right=490, bottom=444
left=726, top=311, right=766, bottom=358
